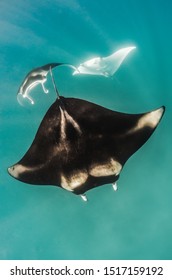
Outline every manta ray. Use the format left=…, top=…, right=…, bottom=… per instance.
left=17, top=63, right=76, bottom=105
left=17, top=47, right=136, bottom=106
left=8, top=94, right=165, bottom=201
left=17, top=63, right=60, bottom=105
left=73, top=46, right=136, bottom=77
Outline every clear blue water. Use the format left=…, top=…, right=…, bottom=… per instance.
left=0, top=0, right=172, bottom=260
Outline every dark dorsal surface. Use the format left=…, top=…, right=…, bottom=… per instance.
left=8, top=97, right=165, bottom=195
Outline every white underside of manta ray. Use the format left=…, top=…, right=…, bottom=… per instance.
left=73, top=46, right=136, bottom=77
left=17, top=63, right=76, bottom=105
left=17, top=46, right=136, bottom=106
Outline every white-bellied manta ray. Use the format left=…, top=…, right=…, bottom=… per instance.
left=73, top=46, right=136, bottom=77
left=17, top=63, right=76, bottom=105
left=8, top=93, right=165, bottom=201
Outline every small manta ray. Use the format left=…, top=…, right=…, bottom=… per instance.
left=17, top=63, right=60, bottom=105
left=17, top=63, right=76, bottom=105
left=8, top=88, right=165, bottom=201
left=73, top=46, right=136, bottom=77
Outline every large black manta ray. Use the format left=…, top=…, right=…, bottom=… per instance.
left=8, top=63, right=165, bottom=201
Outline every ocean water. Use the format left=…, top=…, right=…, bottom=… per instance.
left=0, top=0, right=172, bottom=260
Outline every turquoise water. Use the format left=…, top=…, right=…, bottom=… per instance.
left=0, top=0, right=172, bottom=260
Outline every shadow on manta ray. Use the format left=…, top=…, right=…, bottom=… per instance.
left=8, top=65, right=165, bottom=202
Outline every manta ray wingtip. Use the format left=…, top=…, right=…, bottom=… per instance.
left=153, top=106, right=165, bottom=123
left=161, top=105, right=165, bottom=112
left=8, top=164, right=20, bottom=180
left=134, top=106, right=165, bottom=133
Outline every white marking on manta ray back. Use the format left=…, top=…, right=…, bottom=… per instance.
left=64, top=110, right=82, bottom=134
left=59, top=107, right=82, bottom=141
left=59, top=107, right=66, bottom=140
left=129, top=107, right=164, bottom=133
left=61, top=171, right=88, bottom=191
left=89, top=158, right=122, bottom=177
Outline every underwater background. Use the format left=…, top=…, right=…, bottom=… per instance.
left=0, top=0, right=172, bottom=260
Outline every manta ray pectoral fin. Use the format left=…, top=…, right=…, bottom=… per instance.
left=128, top=107, right=165, bottom=134
left=41, top=81, right=49, bottom=94
left=17, top=92, right=35, bottom=105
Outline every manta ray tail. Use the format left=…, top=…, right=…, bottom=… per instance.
left=49, top=67, right=65, bottom=111
left=49, top=67, right=60, bottom=99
